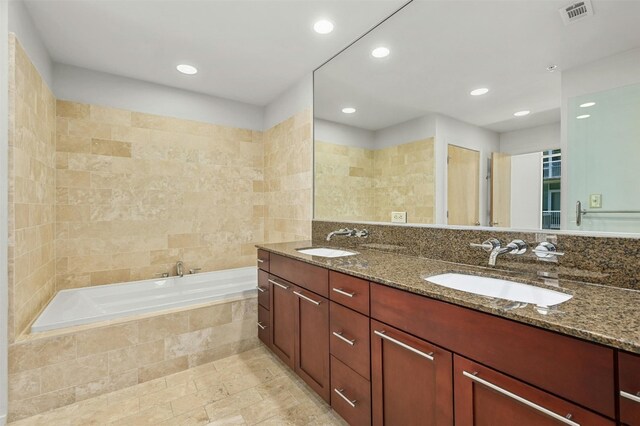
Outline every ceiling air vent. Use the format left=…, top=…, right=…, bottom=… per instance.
left=559, top=0, right=594, bottom=25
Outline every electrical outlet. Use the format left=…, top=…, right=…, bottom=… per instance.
left=391, top=211, right=407, bottom=223
left=589, top=194, right=602, bottom=208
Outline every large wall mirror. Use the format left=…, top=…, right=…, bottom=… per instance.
left=313, top=0, right=640, bottom=233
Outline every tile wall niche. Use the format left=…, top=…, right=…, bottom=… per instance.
left=7, top=298, right=258, bottom=422
left=7, top=34, right=57, bottom=342
left=313, top=220, right=640, bottom=290
left=314, top=138, right=435, bottom=224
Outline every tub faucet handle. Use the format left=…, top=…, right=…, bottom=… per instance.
left=155, top=272, right=169, bottom=278
left=189, top=268, right=202, bottom=275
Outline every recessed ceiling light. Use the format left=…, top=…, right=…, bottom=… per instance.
left=576, top=114, right=590, bottom=119
left=176, top=64, right=197, bottom=75
left=342, top=107, right=356, bottom=114
left=546, top=64, right=558, bottom=72
left=580, top=102, right=596, bottom=108
left=313, top=20, right=334, bottom=34
left=470, top=88, right=489, bottom=96
left=371, top=47, right=390, bottom=58
left=513, top=110, right=530, bottom=117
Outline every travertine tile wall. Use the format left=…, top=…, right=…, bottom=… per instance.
left=55, top=100, right=265, bottom=289
left=7, top=34, right=57, bottom=342
left=263, top=109, right=313, bottom=243
left=314, top=138, right=435, bottom=224
left=7, top=298, right=259, bottom=422
left=372, top=138, right=435, bottom=223
left=314, top=141, right=375, bottom=222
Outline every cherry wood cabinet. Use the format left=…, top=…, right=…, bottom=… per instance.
left=329, top=271, right=370, bottom=315
left=619, top=351, right=640, bottom=426
left=257, top=305, right=270, bottom=347
left=330, top=301, right=370, bottom=380
left=257, top=249, right=270, bottom=271
left=454, top=355, right=614, bottom=426
left=269, top=275, right=295, bottom=369
left=371, top=320, right=453, bottom=426
left=293, top=285, right=331, bottom=402
left=331, top=356, right=372, bottom=426
left=257, top=269, right=270, bottom=309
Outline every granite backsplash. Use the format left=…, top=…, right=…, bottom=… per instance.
left=312, top=220, right=640, bottom=290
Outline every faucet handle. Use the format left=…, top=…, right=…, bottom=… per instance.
left=155, top=272, right=169, bottom=278
left=354, top=229, right=369, bottom=238
left=470, top=238, right=500, bottom=252
left=506, top=239, right=528, bottom=255
left=189, top=268, right=202, bottom=274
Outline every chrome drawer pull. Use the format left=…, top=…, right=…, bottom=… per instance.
left=257, top=322, right=267, bottom=330
left=332, top=331, right=356, bottom=346
left=268, top=279, right=289, bottom=290
left=334, top=388, right=357, bottom=408
left=256, top=286, right=267, bottom=293
left=332, top=288, right=355, bottom=298
left=374, top=330, right=434, bottom=361
left=293, top=291, right=321, bottom=305
left=257, top=258, right=264, bottom=263
left=621, top=390, right=640, bottom=404
left=462, top=371, right=579, bottom=426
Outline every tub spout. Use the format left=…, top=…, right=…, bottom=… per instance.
left=176, top=261, right=184, bottom=277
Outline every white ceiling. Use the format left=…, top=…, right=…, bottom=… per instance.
left=24, top=0, right=407, bottom=106
left=314, top=0, right=640, bottom=133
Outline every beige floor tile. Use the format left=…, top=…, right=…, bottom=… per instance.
left=170, top=387, right=229, bottom=417
left=138, top=380, right=197, bottom=410
left=240, top=390, right=299, bottom=425
left=207, top=414, right=247, bottom=425
left=161, top=407, right=210, bottom=425
left=204, top=389, right=263, bottom=421
left=110, top=403, right=174, bottom=425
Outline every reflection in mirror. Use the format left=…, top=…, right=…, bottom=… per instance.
left=313, top=0, right=640, bottom=233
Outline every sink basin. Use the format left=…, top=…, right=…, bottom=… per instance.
left=296, top=247, right=358, bottom=258
left=425, top=273, right=572, bottom=307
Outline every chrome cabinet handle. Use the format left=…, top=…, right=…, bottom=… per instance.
left=332, top=288, right=355, bottom=298
left=268, top=279, right=289, bottom=290
left=332, top=331, right=355, bottom=346
left=293, top=291, right=321, bottom=305
left=256, top=286, right=267, bottom=293
left=334, top=388, right=357, bottom=408
left=621, top=390, right=640, bottom=404
left=257, top=322, right=267, bottom=330
left=257, top=259, right=264, bottom=263
left=463, top=371, right=579, bottom=426
left=374, top=330, right=434, bottom=361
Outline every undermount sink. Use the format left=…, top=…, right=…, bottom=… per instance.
left=296, top=247, right=358, bottom=258
left=425, top=273, right=572, bottom=308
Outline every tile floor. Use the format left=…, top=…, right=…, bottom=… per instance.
left=10, top=345, right=348, bottom=425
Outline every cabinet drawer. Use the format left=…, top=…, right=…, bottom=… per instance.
left=370, top=283, right=615, bottom=418
left=331, top=356, right=371, bottom=426
left=329, top=271, right=370, bottom=315
left=257, top=249, right=270, bottom=271
left=619, top=351, right=640, bottom=425
left=257, top=270, right=270, bottom=309
left=330, top=301, right=370, bottom=380
left=270, top=254, right=329, bottom=297
left=454, top=355, right=614, bottom=426
left=257, top=305, right=270, bottom=347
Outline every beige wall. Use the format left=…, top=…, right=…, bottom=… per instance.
left=314, top=141, right=375, bottom=222
left=314, top=138, right=435, bottom=224
left=263, top=109, right=313, bottom=243
left=373, top=138, right=435, bottom=223
left=54, top=101, right=265, bottom=289
left=8, top=35, right=57, bottom=341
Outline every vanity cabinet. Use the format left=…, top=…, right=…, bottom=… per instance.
left=371, top=320, right=453, bottom=426
left=619, top=351, right=640, bottom=426
left=268, top=275, right=295, bottom=368
left=454, top=356, right=614, bottom=426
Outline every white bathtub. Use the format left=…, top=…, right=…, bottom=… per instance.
left=31, top=266, right=258, bottom=333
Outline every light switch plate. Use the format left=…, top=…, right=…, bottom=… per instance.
left=391, top=211, right=407, bottom=223
left=589, top=194, right=602, bottom=208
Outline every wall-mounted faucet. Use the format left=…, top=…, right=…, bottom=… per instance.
left=326, top=228, right=369, bottom=241
left=470, top=238, right=527, bottom=266
left=176, top=260, right=184, bottom=277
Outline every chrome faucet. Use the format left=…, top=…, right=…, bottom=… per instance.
left=326, top=228, right=355, bottom=241
left=470, top=238, right=527, bottom=266
left=176, top=261, right=184, bottom=277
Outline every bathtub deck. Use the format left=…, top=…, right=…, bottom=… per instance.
left=9, top=345, right=347, bottom=426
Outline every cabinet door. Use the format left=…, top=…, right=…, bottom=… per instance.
left=293, top=285, right=331, bottom=403
left=269, top=276, right=295, bottom=368
left=619, top=351, right=640, bottom=426
left=454, top=355, right=614, bottom=426
left=257, top=305, right=270, bottom=347
left=371, top=320, right=453, bottom=426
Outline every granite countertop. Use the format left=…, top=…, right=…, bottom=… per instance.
left=256, top=241, right=640, bottom=354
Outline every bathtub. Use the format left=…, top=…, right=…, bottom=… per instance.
left=31, top=266, right=258, bottom=332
